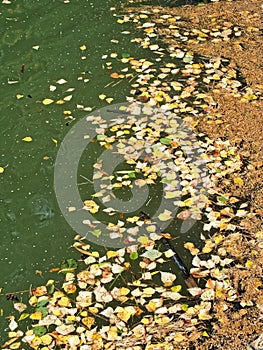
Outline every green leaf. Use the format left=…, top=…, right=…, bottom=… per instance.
left=122, top=53, right=130, bottom=58
left=141, top=249, right=162, bottom=260
left=181, top=304, right=188, bottom=311
left=61, top=258, right=78, bottom=270
left=33, top=325, right=47, bottom=336
left=35, top=306, right=48, bottom=317
left=160, top=138, right=171, bottom=145
left=91, top=229, right=101, bottom=237
left=129, top=252, right=138, bottom=260
left=128, top=172, right=136, bottom=179
left=171, top=285, right=182, bottom=293
left=217, top=195, right=228, bottom=202
left=37, top=299, right=49, bottom=307
left=47, top=283, right=55, bottom=295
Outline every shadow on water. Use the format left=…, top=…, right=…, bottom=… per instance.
left=129, top=0, right=210, bottom=7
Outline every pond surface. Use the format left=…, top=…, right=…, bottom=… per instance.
left=0, top=0, right=203, bottom=338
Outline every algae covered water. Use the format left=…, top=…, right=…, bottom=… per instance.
left=0, top=0, right=136, bottom=329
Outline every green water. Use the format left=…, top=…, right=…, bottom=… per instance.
left=0, top=0, right=204, bottom=340
left=0, top=0, right=138, bottom=334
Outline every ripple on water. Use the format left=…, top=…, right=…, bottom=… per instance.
left=30, top=195, right=54, bottom=227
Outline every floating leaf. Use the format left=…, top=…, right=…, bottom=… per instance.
left=63, top=94, right=73, bottom=101
left=9, top=319, right=18, bottom=331
left=35, top=306, right=48, bottom=317
left=99, top=94, right=106, bottom=100
left=158, top=209, right=172, bottom=221
left=56, top=78, right=67, bottom=84
left=110, top=72, right=119, bottom=79
left=13, top=303, right=27, bottom=313
left=22, top=136, right=32, bottom=142
left=160, top=271, right=176, bottom=286
left=42, top=98, right=54, bottom=105
left=18, top=313, right=29, bottom=321
left=91, top=229, right=101, bottom=237
left=130, top=252, right=139, bottom=260
left=49, top=85, right=56, bottom=91
left=33, top=326, right=47, bottom=336
left=141, top=249, right=162, bottom=260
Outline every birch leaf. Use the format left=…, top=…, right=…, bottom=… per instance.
left=42, top=98, right=54, bottom=105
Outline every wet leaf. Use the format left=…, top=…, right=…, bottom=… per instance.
left=56, top=78, right=67, bottom=84
left=22, top=136, right=32, bottom=142
left=130, top=252, right=139, bottom=260
left=141, top=249, right=162, bottom=260
left=42, top=98, right=54, bottom=105
left=158, top=210, right=172, bottom=221
left=91, top=229, right=101, bottom=237
left=33, top=326, right=47, bottom=336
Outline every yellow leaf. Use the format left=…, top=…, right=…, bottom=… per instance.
left=158, top=209, right=172, bottom=221
left=42, top=98, right=54, bottom=105
left=99, top=94, right=106, bottom=100
left=80, top=45, right=87, bottom=51
left=0, top=167, right=4, bottom=174
left=16, top=94, right=24, bottom=99
left=108, top=326, right=118, bottom=340
left=29, top=312, right=42, bottom=320
left=32, top=45, right=40, bottom=50
left=63, top=283, right=77, bottom=294
left=214, top=234, right=223, bottom=244
left=233, top=177, right=244, bottom=186
left=9, top=342, right=21, bottom=350
left=146, top=300, right=157, bottom=312
left=29, top=295, right=38, bottom=306
left=155, top=316, right=170, bottom=325
left=171, top=285, right=182, bottom=293
left=119, top=287, right=130, bottom=295
left=40, top=334, right=53, bottom=345
left=173, top=333, right=186, bottom=342
left=106, top=97, right=114, bottom=104
left=82, top=316, right=95, bottom=328
left=22, top=136, right=32, bottom=142
left=52, top=138, right=58, bottom=145
left=245, top=260, right=256, bottom=268
left=117, top=308, right=132, bottom=322
left=32, top=285, right=47, bottom=296
left=106, top=251, right=119, bottom=259
left=58, top=296, right=71, bottom=307
left=56, top=99, right=65, bottom=104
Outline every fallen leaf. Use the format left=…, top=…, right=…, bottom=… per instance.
left=42, top=98, right=54, bottom=105
left=22, top=136, right=32, bottom=142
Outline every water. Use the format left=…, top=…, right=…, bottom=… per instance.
left=0, top=0, right=136, bottom=334
left=0, top=0, right=204, bottom=339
